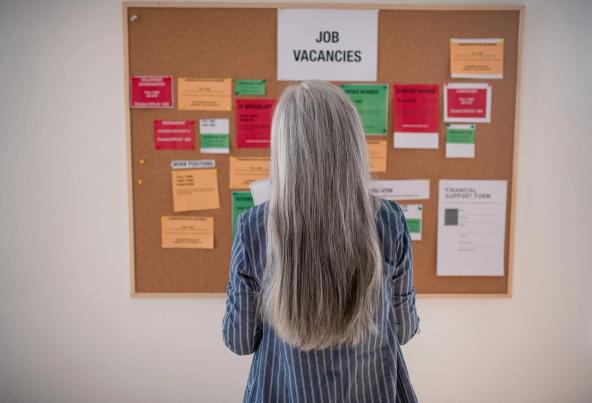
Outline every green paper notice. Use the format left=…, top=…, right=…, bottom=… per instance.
left=341, top=84, right=388, bottom=135
left=446, top=126, right=475, bottom=144
left=201, top=134, right=229, bottom=149
left=406, top=218, right=422, bottom=234
left=235, top=80, right=266, bottom=96
left=231, top=191, right=254, bottom=236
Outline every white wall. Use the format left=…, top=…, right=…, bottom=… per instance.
left=1, top=0, right=591, bottom=402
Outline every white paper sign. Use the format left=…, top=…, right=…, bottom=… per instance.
left=370, top=180, right=430, bottom=200
left=248, top=178, right=431, bottom=205
left=277, top=9, right=378, bottom=81
left=200, top=118, right=229, bottom=134
left=171, top=160, right=215, bottom=169
left=250, top=178, right=272, bottom=206
left=437, top=180, right=507, bottom=276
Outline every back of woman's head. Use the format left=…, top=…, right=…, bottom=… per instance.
left=263, top=80, right=383, bottom=350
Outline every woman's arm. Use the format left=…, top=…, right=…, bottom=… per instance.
left=389, top=202, right=420, bottom=345
left=222, top=212, right=263, bottom=355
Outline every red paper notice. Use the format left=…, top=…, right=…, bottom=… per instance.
left=236, top=99, right=275, bottom=148
left=393, top=84, right=440, bottom=149
left=130, top=76, right=173, bottom=108
left=153, top=120, right=195, bottom=150
left=393, top=84, right=439, bottom=133
left=444, top=83, right=491, bottom=123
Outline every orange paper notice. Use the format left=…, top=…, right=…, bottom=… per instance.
left=229, top=157, right=270, bottom=189
left=367, top=139, right=387, bottom=172
left=172, top=168, right=220, bottom=212
left=178, top=78, right=232, bottom=110
left=450, top=38, right=504, bottom=79
left=161, top=216, right=214, bottom=249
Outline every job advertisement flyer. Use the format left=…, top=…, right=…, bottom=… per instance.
left=400, top=204, right=423, bottom=241
left=437, top=180, right=507, bottom=276
left=450, top=38, right=504, bottom=79
left=236, top=99, right=275, bottom=148
left=444, top=83, right=492, bottom=123
left=393, top=84, right=440, bottom=148
left=341, top=84, right=388, bottom=135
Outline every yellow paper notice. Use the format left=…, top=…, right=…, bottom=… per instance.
left=178, top=78, right=232, bottom=110
left=367, top=139, right=387, bottom=172
left=450, top=38, right=504, bottom=79
left=229, top=157, right=270, bottom=189
left=161, top=216, right=214, bottom=249
left=172, top=168, right=220, bottom=212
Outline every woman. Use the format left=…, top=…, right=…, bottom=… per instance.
left=223, top=80, right=419, bottom=402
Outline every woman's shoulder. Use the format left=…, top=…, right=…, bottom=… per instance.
left=237, top=202, right=267, bottom=237
left=235, top=203, right=267, bottom=274
left=375, top=197, right=407, bottom=235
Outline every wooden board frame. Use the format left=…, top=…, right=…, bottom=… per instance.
left=123, top=2, right=524, bottom=298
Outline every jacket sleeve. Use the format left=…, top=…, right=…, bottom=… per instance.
left=391, top=203, right=420, bottom=345
left=222, top=211, right=263, bottom=355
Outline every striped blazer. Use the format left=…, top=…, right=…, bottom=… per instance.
left=223, top=198, right=420, bottom=402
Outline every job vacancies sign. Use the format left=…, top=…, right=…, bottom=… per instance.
left=277, top=9, right=378, bottom=81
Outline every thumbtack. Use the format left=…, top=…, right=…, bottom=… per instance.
left=130, top=15, right=139, bottom=22
left=139, top=159, right=145, bottom=165
left=137, top=179, right=143, bottom=185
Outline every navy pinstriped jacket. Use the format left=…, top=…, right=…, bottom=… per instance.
left=223, top=198, right=420, bottom=402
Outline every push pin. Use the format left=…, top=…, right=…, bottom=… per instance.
left=137, top=179, right=143, bottom=185
left=139, top=159, right=145, bottom=165
left=130, top=15, right=139, bottom=22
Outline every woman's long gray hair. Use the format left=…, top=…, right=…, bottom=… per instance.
left=262, top=80, right=383, bottom=350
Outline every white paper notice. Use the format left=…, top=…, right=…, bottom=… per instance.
left=437, top=180, right=507, bottom=276
left=250, top=178, right=271, bottom=206
left=248, top=178, right=429, bottom=206
left=170, top=159, right=215, bottom=170
left=400, top=204, right=423, bottom=241
left=370, top=180, right=430, bottom=201
left=277, top=9, right=378, bottom=81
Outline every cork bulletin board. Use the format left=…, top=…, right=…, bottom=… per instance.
left=123, top=3, right=523, bottom=296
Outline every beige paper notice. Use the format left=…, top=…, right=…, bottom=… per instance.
left=229, top=157, right=270, bottom=189
left=178, top=78, right=232, bottom=111
left=450, top=38, right=504, bottom=79
left=172, top=168, right=220, bottom=212
left=367, top=139, right=387, bottom=172
left=161, top=216, right=214, bottom=249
